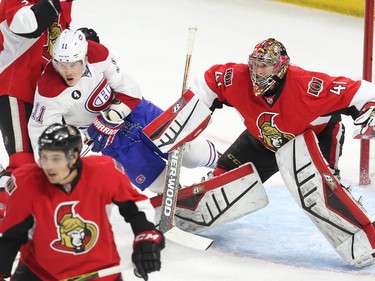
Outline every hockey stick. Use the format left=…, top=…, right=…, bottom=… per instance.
left=59, top=264, right=133, bottom=281
left=353, top=126, right=375, bottom=139
left=158, top=26, right=213, bottom=250
left=80, top=139, right=94, bottom=157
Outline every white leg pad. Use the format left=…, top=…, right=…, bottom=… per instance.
left=151, top=163, right=269, bottom=233
left=276, top=130, right=375, bottom=268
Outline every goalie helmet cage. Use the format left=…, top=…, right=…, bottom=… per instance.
left=360, top=0, right=374, bottom=185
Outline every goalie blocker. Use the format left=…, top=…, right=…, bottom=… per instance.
left=143, top=90, right=212, bottom=153
left=276, top=130, right=375, bottom=268
left=151, top=162, right=269, bottom=233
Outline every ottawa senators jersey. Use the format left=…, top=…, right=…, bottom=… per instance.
left=28, top=40, right=142, bottom=157
left=0, top=155, right=154, bottom=280
left=0, top=0, right=72, bottom=103
left=190, top=63, right=375, bottom=151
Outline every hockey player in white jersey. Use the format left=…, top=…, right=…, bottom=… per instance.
left=27, top=29, right=220, bottom=194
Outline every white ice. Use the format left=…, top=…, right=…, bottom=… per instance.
left=2, top=0, right=375, bottom=280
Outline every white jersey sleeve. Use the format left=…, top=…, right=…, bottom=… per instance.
left=91, top=51, right=142, bottom=117
left=28, top=87, right=67, bottom=161
left=189, top=72, right=219, bottom=109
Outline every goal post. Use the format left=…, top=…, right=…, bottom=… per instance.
left=359, top=0, right=374, bottom=185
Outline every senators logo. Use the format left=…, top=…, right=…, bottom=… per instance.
left=257, top=113, right=294, bottom=151
left=51, top=202, right=98, bottom=254
left=43, top=20, right=63, bottom=61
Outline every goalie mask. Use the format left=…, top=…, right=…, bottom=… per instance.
left=248, top=38, right=290, bottom=96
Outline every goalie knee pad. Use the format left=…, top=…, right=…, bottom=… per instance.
left=276, top=130, right=375, bottom=268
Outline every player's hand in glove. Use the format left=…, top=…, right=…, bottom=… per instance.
left=354, top=102, right=375, bottom=136
left=132, top=230, right=165, bottom=281
left=78, top=27, right=100, bottom=43
left=87, top=111, right=124, bottom=152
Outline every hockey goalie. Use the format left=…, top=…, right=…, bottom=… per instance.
left=143, top=38, right=375, bottom=267
left=145, top=92, right=375, bottom=267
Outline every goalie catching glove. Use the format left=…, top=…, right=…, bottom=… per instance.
left=132, top=230, right=165, bottom=281
left=354, top=102, right=375, bottom=136
left=87, top=111, right=124, bottom=152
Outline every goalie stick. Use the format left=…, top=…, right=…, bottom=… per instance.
left=80, top=139, right=94, bottom=157
left=59, top=264, right=133, bottom=281
left=158, top=26, right=213, bottom=250
left=353, top=125, right=375, bottom=139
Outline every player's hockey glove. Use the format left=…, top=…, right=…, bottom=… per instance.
left=78, top=27, right=100, bottom=43
left=354, top=102, right=375, bottom=135
left=132, top=230, right=165, bottom=281
left=87, top=111, right=124, bottom=152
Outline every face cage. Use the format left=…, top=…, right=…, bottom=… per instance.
left=248, top=57, right=278, bottom=96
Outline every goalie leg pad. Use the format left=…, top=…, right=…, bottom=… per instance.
left=276, top=130, right=375, bottom=268
left=151, top=162, right=269, bottom=233
left=143, top=90, right=212, bottom=153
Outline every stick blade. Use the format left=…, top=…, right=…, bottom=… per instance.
left=164, top=226, right=213, bottom=250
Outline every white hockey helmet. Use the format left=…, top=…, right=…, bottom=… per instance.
left=52, top=29, right=88, bottom=63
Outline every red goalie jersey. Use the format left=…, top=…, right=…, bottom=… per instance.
left=191, top=63, right=373, bottom=152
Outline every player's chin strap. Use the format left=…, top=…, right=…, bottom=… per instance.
left=276, top=130, right=375, bottom=268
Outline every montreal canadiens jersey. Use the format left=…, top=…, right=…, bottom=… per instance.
left=190, top=63, right=375, bottom=152
left=0, top=156, right=154, bottom=281
left=28, top=40, right=142, bottom=156
left=0, top=0, right=72, bottom=103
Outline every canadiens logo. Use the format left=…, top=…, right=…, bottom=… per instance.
left=85, top=77, right=112, bottom=113
left=51, top=202, right=99, bottom=254
left=136, top=174, right=146, bottom=184
left=257, top=112, right=294, bottom=151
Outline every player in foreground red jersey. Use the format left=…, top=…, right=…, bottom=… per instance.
left=0, top=123, right=164, bottom=281
left=144, top=38, right=375, bottom=267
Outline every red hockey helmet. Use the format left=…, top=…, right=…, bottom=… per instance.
left=248, top=38, right=290, bottom=96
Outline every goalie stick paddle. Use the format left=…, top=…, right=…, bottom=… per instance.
left=59, top=265, right=135, bottom=281
left=158, top=26, right=213, bottom=250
